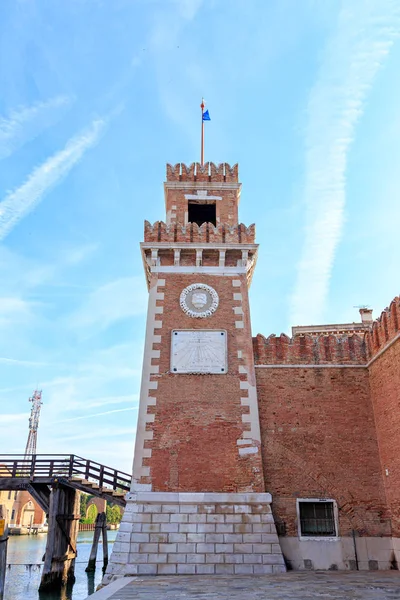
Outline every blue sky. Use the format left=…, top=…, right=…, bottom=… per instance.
left=1, top=0, right=400, bottom=473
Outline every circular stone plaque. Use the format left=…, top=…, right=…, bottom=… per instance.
left=179, top=283, right=219, bottom=318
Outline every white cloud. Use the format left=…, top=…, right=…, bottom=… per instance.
left=0, top=357, right=58, bottom=367
left=63, top=243, right=99, bottom=266
left=0, top=296, right=31, bottom=315
left=52, top=427, right=136, bottom=444
left=69, top=276, right=147, bottom=332
left=64, top=394, right=139, bottom=412
left=0, top=296, right=38, bottom=329
left=174, top=0, right=203, bottom=20
left=0, top=342, right=143, bottom=462
left=2, top=413, right=29, bottom=423
left=55, top=406, right=137, bottom=424
left=0, top=117, right=106, bottom=241
left=40, top=435, right=136, bottom=472
left=84, top=440, right=135, bottom=472
left=149, top=0, right=204, bottom=131
left=290, top=0, right=400, bottom=326
left=0, top=95, right=72, bottom=160
left=25, top=343, right=143, bottom=423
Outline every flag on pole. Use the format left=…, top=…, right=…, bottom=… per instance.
left=202, top=109, right=211, bottom=121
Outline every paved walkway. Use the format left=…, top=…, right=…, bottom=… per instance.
left=90, top=571, right=400, bottom=600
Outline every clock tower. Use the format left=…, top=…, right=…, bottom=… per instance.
left=105, top=162, right=285, bottom=579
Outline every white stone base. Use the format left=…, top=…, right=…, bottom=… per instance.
left=103, top=492, right=286, bottom=582
left=280, top=536, right=400, bottom=571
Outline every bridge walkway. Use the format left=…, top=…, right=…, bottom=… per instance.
left=0, top=454, right=131, bottom=591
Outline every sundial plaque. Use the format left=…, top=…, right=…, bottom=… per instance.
left=171, top=330, right=227, bottom=374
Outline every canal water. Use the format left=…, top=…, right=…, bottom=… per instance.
left=4, top=530, right=117, bottom=600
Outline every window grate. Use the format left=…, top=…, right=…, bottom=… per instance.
left=299, top=501, right=336, bottom=537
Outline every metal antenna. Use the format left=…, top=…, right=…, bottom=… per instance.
left=24, top=390, right=43, bottom=457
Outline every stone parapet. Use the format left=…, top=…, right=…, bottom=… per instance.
left=104, top=492, right=286, bottom=581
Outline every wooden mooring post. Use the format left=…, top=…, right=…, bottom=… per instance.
left=0, top=505, right=8, bottom=600
left=86, top=512, right=108, bottom=573
left=39, top=483, right=80, bottom=592
left=102, top=515, right=108, bottom=572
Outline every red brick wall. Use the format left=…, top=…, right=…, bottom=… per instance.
left=143, top=273, right=264, bottom=494
left=87, top=497, right=106, bottom=517
left=367, top=298, right=400, bottom=536
left=164, top=190, right=241, bottom=226
left=144, top=221, right=256, bottom=244
left=256, top=366, right=389, bottom=537
left=166, top=162, right=238, bottom=183
left=15, top=490, right=45, bottom=527
left=253, top=333, right=367, bottom=365
left=163, top=162, right=241, bottom=227
left=365, top=297, right=400, bottom=360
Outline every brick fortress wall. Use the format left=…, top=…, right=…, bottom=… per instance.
left=253, top=333, right=389, bottom=542
left=366, top=297, right=400, bottom=538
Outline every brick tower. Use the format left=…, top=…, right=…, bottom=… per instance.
left=105, top=162, right=285, bottom=579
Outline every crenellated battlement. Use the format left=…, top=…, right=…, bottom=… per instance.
left=253, top=296, right=400, bottom=366
left=365, top=296, right=400, bottom=359
left=166, top=162, right=239, bottom=183
left=144, top=220, right=255, bottom=244
left=253, top=332, right=367, bottom=365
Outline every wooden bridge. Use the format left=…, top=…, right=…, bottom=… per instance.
left=0, top=454, right=131, bottom=591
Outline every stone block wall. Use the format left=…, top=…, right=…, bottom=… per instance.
left=104, top=492, right=286, bottom=580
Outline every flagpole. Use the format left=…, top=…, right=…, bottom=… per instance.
left=200, top=98, right=205, bottom=166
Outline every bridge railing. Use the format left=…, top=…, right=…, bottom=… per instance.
left=0, top=454, right=131, bottom=492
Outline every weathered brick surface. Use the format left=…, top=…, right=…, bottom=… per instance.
left=367, top=300, right=400, bottom=535
left=253, top=333, right=367, bottom=365
left=164, top=163, right=240, bottom=227
left=253, top=297, right=400, bottom=541
left=256, top=366, right=389, bottom=537
left=144, top=221, right=255, bottom=245
left=365, top=297, right=400, bottom=359
left=11, top=489, right=45, bottom=528
left=166, top=162, right=238, bottom=183
left=143, top=272, right=263, bottom=493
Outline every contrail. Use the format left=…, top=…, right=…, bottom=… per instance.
left=290, top=0, right=400, bottom=326
left=0, top=117, right=106, bottom=240
left=54, top=407, right=138, bottom=424
left=0, top=95, right=71, bottom=160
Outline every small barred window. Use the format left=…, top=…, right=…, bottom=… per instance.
left=299, top=501, right=336, bottom=537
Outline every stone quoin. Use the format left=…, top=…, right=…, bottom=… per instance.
left=104, top=162, right=400, bottom=581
